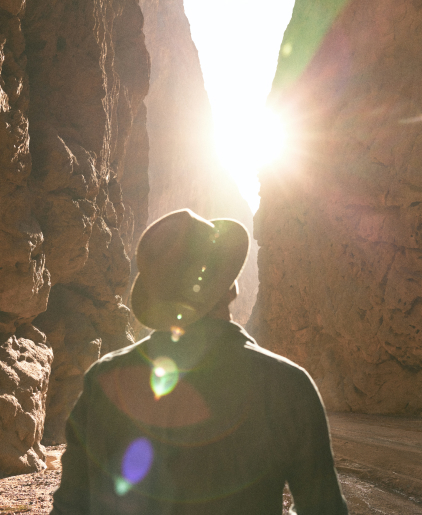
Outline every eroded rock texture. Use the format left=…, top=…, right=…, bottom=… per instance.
left=0, top=0, right=150, bottom=469
left=0, top=0, right=53, bottom=474
left=249, top=0, right=422, bottom=414
left=138, top=0, right=258, bottom=326
left=24, top=0, right=150, bottom=444
left=0, top=327, right=52, bottom=476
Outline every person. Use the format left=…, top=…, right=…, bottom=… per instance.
left=51, top=209, right=348, bottom=515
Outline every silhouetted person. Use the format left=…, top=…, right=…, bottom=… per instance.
left=51, top=209, right=348, bottom=514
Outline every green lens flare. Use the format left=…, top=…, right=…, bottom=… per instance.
left=115, top=477, right=132, bottom=496
left=150, top=357, right=179, bottom=399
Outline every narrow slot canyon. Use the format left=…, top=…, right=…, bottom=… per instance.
left=0, top=0, right=421, bottom=513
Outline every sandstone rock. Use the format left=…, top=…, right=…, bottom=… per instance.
left=0, top=0, right=150, bottom=460
left=0, top=329, right=53, bottom=477
left=249, top=0, right=422, bottom=415
left=0, top=0, right=25, bottom=16
left=20, top=0, right=150, bottom=443
left=0, top=4, right=53, bottom=473
left=0, top=2, right=50, bottom=337
left=138, top=0, right=258, bottom=327
left=45, top=449, right=62, bottom=470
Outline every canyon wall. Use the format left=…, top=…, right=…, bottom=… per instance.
left=0, top=0, right=149, bottom=474
left=249, top=0, right=422, bottom=415
left=138, top=0, right=258, bottom=327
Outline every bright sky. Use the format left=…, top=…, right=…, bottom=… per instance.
left=184, top=0, right=295, bottom=213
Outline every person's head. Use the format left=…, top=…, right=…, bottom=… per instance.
left=131, top=209, right=249, bottom=331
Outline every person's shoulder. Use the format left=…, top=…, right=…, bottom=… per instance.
left=100, top=338, right=146, bottom=362
left=85, top=336, right=150, bottom=377
left=244, top=339, right=305, bottom=373
left=242, top=339, right=326, bottom=418
left=239, top=332, right=319, bottom=394
left=225, top=321, right=309, bottom=377
left=232, top=322, right=304, bottom=371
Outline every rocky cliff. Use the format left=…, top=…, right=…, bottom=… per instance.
left=138, top=0, right=258, bottom=327
left=249, top=0, right=422, bottom=415
left=0, top=0, right=149, bottom=474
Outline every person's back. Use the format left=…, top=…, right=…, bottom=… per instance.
left=50, top=209, right=348, bottom=514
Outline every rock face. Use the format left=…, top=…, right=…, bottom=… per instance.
left=138, top=0, right=258, bottom=326
left=249, top=0, right=422, bottom=414
left=0, top=0, right=150, bottom=471
left=24, top=0, right=150, bottom=444
left=0, top=328, right=53, bottom=476
left=0, top=0, right=52, bottom=474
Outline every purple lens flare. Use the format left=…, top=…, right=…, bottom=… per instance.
left=121, top=437, right=154, bottom=484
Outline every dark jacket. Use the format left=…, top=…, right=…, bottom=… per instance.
left=51, top=319, right=348, bottom=514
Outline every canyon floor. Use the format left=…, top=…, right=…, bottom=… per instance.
left=0, top=413, right=421, bottom=514
left=329, top=412, right=422, bottom=515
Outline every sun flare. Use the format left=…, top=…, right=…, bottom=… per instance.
left=213, top=107, right=286, bottom=213
left=184, top=0, right=295, bottom=214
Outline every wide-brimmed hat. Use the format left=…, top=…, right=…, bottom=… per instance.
left=131, top=209, right=250, bottom=331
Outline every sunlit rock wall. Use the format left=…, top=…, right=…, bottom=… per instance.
left=249, top=0, right=422, bottom=415
left=138, top=0, right=258, bottom=327
left=0, top=0, right=150, bottom=468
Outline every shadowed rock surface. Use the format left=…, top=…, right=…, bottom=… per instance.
left=24, top=0, right=150, bottom=445
left=138, top=0, right=258, bottom=327
left=248, top=0, right=422, bottom=414
left=0, top=0, right=53, bottom=475
left=0, top=0, right=150, bottom=471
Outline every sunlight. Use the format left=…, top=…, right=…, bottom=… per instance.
left=215, top=108, right=286, bottom=172
left=214, top=107, right=287, bottom=213
left=184, top=0, right=295, bottom=213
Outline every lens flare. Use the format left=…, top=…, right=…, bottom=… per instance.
left=115, top=438, right=154, bottom=495
left=281, top=42, right=292, bottom=56
left=155, top=366, right=166, bottom=377
left=150, top=356, right=179, bottom=399
left=115, top=477, right=132, bottom=496
left=171, top=326, right=185, bottom=342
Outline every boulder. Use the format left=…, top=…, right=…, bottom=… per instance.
left=0, top=327, right=53, bottom=477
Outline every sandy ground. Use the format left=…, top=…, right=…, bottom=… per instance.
left=0, top=413, right=420, bottom=514
left=329, top=412, right=422, bottom=514
left=0, top=446, right=65, bottom=515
